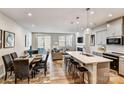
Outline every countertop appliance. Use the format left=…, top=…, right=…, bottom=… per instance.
left=103, top=52, right=124, bottom=73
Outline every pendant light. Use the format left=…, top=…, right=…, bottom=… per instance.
left=85, top=8, right=91, bottom=34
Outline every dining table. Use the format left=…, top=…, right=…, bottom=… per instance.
left=14, top=54, right=43, bottom=66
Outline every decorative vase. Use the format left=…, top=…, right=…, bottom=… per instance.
left=28, top=46, right=32, bottom=57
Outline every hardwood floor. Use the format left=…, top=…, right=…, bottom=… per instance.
left=0, top=54, right=124, bottom=84
left=50, top=60, right=124, bottom=84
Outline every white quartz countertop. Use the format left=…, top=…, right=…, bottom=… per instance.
left=66, top=51, right=112, bottom=64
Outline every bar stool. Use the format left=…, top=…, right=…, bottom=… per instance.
left=64, top=55, right=70, bottom=73
left=77, top=66, right=90, bottom=84
left=69, top=58, right=80, bottom=83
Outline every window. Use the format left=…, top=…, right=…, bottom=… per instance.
left=38, top=36, right=44, bottom=48
left=38, top=35, right=51, bottom=50
left=66, top=35, right=73, bottom=46
left=44, top=36, right=51, bottom=50
left=37, top=34, right=74, bottom=50
left=59, top=36, right=65, bottom=47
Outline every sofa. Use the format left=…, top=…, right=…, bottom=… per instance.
left=51, top=48, right=64, bottom=60
left=52, top=52, right=63, bottom=60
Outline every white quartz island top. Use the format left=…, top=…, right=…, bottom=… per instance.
left=66, top=51, right=112, bottom=64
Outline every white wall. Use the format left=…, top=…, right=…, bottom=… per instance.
left=0, top=12, right=32, bottom=77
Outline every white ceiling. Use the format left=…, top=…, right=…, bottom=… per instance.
left=0, top=8, right=124, bottom=33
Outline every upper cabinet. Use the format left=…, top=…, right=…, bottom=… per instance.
left=92, top=24, right=107, bottom=45
left=96, top=30, right=107, bottom=45
left=107, top=18, right=123, bottom=37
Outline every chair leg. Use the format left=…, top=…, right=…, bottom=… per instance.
left=15, top=77, right=17, bottom=84
left=82, top=73, right=85, bottom=83
left=74, top=68, right=78, bottom=83
left=34, top=70, right=36, bottom=77
left=87, top=72, right=90, bottom=84
left=28, top=77, right=30, bottom=84
left=79, top=72, right=84, bottom=84
left=73, top=66, right=76, bottom=83
left=69, top=63, right=72, bottom=75
left=44, top=65, right=47, bottom=76
left=10, top=68, right=13, bottom=76
left=10, top=71, right=12, bottom=76
left=31, top=70, right=34, bottom=78
left=44, top=68, right=47, bottom=76
left=4, top=71, right=7, bottom=81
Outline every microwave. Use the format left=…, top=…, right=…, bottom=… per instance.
left=106, top=36, right=124, bottom=45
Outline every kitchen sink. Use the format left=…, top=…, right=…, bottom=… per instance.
left=82, top=53, right=94, bottom=57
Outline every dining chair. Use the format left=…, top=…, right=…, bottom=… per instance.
left=38, top=48, right=45, bottom=54
left=10, top=52, right=18, bottom=60
left=2, top=54, right=14, bottom=80
left=32, top=50, right=38, bottom=54
left=33, top=52, right=49, bottom=77
left=13, top=59, right=30, bottom=84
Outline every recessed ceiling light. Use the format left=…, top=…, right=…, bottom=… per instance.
left=28, top=13, right=32, bottom=16
left=108, top=13, right=113, bottom=17
left=76, top=21, right=79, bottom=24
left=32, top=24, right=35, bottom=27
left=90, top=11, right=95, bottom=14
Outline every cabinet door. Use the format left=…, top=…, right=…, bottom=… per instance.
left=119, top=58, right=124, bottom=75
left=96, top=30, right=107, bottom=45
left=107, top=18, right=122, bottom=37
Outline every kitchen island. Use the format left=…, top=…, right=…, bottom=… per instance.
left=65, top=51, right=112, bottom=84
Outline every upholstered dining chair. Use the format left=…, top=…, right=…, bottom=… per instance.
left=13, top=59, right=30, bottom=84
left=32, top=52, right=49, bottom=77
left=2, top=54, right=14, bottom=80
left=32, top=50, right=38, bottom=54
left=10, top=52, right=18, bottom=60
left=38, top=48, right=45, bottom=54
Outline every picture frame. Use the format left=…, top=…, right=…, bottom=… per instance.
left=0, top=29, right=2, bottom=49
left=3, top=31, right=15, bottom=48
left=90, top=34, right=95, bottom=46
